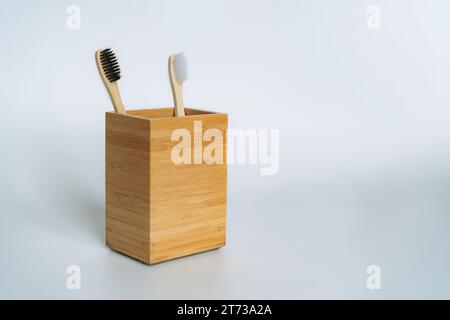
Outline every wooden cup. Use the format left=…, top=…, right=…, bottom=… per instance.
left=105, top=108, right=228, bottom=264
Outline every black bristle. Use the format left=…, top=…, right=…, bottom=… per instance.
left=100, top=48, right=121, bottom=82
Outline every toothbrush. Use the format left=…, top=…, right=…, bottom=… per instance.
left=95, top=48, right=126, bottom=114
left=168, top=52, right=188, bottom=117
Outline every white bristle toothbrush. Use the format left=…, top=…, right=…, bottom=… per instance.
left=168, top=52, right=188, bottom=117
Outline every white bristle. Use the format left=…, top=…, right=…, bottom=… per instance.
left=173, top=52, right=187, bottom=83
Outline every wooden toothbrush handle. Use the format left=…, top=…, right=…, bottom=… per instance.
left=169, top=55, right=185, bottom=117
left=106, top=82, right=126, bottom=114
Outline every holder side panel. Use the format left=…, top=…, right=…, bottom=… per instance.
left=149, top=114, right=228, bottom=263
left=105, top=113, right=151, bottom=263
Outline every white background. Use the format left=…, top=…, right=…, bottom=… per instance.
left=1, top=0, right=450, bottom=298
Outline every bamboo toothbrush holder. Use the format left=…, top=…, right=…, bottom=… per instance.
left=105, top=107, right=228, bottom=264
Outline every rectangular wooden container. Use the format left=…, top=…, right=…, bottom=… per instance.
left=105, top=107, right=227, bottom=264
